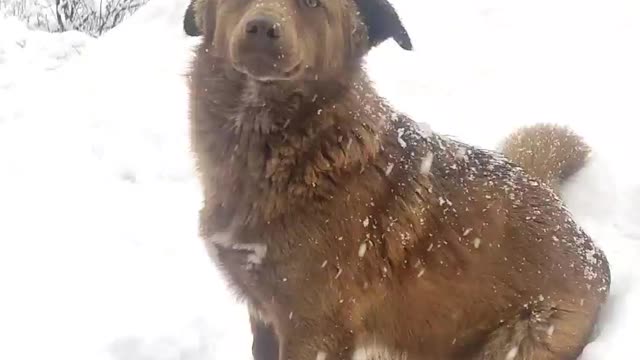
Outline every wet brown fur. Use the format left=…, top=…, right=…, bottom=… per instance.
left=184, top=1, right=610, bottom=359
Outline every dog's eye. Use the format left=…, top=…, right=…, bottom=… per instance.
left=303, top=0, right=320, bottom=8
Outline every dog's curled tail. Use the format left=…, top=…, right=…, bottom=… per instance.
left=499, top=123, right=591, bottom=191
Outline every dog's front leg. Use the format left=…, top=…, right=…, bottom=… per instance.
left=250, top=311, right=279, bottom=360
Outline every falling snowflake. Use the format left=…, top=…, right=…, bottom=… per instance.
left=386, top=163, right=395, bottom=175
left=358, top=243, right=367, bottom=257
left=547, top=325, right=555, bottom=337
left=397, top=128, right=407, bottom=148
left=505, top=346, right=518, bottom=360
left=420, top=152, right=434, bottom=174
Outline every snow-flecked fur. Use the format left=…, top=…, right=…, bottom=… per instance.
left=184, top=1, right=610, bottom=360
left=500, top=124, right=592, bottom=192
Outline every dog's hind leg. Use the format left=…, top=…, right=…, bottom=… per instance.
left=472, top=305, right=599, bottom=360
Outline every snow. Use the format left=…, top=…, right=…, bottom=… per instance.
left=419, top=152, right=434, bottom=174
left=351, top=344, right=400, bottom=360
left=396, top=127, right=408, bottom=148
left=0, top=0, right=639, bottom=359
left=506, top=346, right=518, bottom=360
left=385, top=162, right=394, bottom=175
left=358, top=242, right=367, bottom=258
left=232, top=243, right=268, bottom=267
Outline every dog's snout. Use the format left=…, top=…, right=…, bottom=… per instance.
left=231, top=12, right=300, bottom=79
left=245, top=16, right=281, bottom=41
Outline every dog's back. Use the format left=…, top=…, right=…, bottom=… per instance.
left=354, top=119, right=611, bottom=359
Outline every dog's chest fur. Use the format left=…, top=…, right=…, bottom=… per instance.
left=190, top=60, right=406, bottom=311
left=196, top=68, right=473, bottom=324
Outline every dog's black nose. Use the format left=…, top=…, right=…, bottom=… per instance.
left=245, top=16, right=281, bottom=41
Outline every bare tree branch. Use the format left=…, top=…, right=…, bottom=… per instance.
left=3, top=0, right=149, bottom=36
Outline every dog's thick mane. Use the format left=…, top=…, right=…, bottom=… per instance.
left=189, top=45, right=403, bottom=227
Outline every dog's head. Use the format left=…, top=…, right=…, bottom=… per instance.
left=183, top=0, right=412, bottom=82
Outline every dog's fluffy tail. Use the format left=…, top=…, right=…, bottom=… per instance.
left=499, top=123, right=591, bottom=191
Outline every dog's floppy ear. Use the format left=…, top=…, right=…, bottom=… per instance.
left=183, top=0, right=200, bottom=36
left=183, top=0, right=216, bottom=40
left=354, top=0, right=413, bottom=50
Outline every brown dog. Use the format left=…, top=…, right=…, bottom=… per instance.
left=183, top=1, right=610, bottom=359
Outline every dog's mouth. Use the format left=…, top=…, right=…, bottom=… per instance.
left=232, top=56, right=303, bottom=82
left=282, top=62, right=303, bottom=78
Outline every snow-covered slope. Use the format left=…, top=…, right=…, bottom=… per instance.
left=0, top=0, right=638, bottom=359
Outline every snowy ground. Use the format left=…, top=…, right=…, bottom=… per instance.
left=0, top=0, right=639, bottom=359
